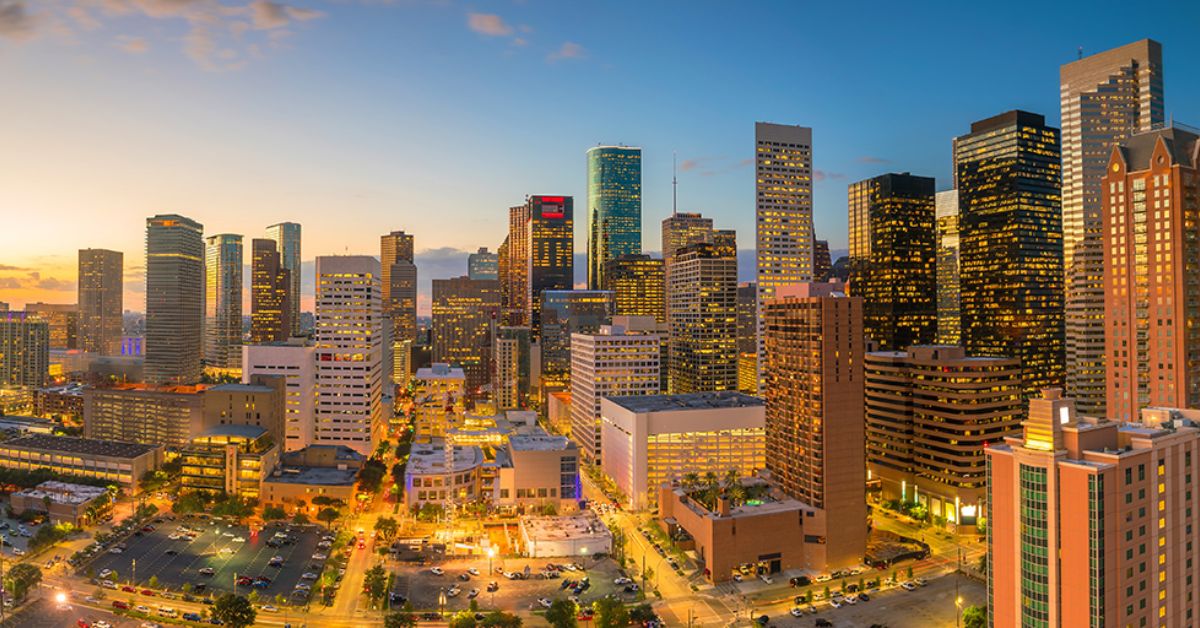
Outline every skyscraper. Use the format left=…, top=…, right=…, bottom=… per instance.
left=667, top=242, right=737, bottom=394
left=381, top=231, right=418, bottom=342
left=264, top=222, right=301, bottom=337
left=431, top=276, right=501, bottom=395
left=1061, top=39, right=1164, bottom=417
left=761, top=281, right=867, bottom=570
left=587, top=146, right=642, bottom=289
left=539, top=290, right=614, bottom=397
left=847, top=172, right=937, bottom=350
left=1103, top=126, right=1200, bottom=420
left=813, top=239, right=831, bottom=282
left=604, top=254, right=665, bottom=323
left=524, top=195, right=574, bottom=336
left=145, top=214, right=204, bottom=385
left=250, top=238, right=291, bottom=344
left=78, top=248, right=123, bottom=356
left=468, top=247, right=499, bottom=281
left=204, top=234, right=243, bottom=371
left=661, top=212, right=714, bottom=325
left=956, top=111, right=1065, bottom=400
left=0, top=312, right=49, bottom=388
left=24, top=303, right=78, bottom=350
left=570, top=318, right=661, bottom=462
left=315, top=256, right=383, bottom=456
left=492, top=326, right=531, bottom=411
left=935, top=190, right=961, bottom=345
left=502, top=206, right=530, bottom=326
left=736, top=282, right=758, bottom=394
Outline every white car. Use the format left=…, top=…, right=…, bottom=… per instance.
left=311, top=553, right=328, bottom=561
left=914, top=577, right=927, bottom=587
left=430, top=567, right=445, bottom=576
left=94, top=622, right=112, bottom=628
left=758, top=574, right=773, bottom=584
left=900, top=581, right=916, bottom=591
left=538, top=598, right=552, bottom=609
left=86, top=596, right=101, bottom=603
left=99, top=569, right=113, bottom=579
left=614, top=577, right=632, bottom=585
left=231, top=537, right=246, bottom=543
left=108, top=548, right=123, bottom=554
left=468, top=568, right=479, bottom=576
left=829, top=599, right=843, bottom=609
left=447, top=587, right=461, bottom=598
left=101, top=580, right=116, bottom=589
left=301, top=572, right=318, bottom=580
left=136, top=605, right=151, bottom=613
left=845, top=595, right=858, bottom=605
left=261, top=605, right=279, bottom=612
left=732, top=573, right=743, bottom=582
left=790, top=608, right=805, bottom=618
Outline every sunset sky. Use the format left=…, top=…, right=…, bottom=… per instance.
left=3, top=0, right=1198, bottom=314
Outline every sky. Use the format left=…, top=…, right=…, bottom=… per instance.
left=2, top=0, right=1199, bottom=315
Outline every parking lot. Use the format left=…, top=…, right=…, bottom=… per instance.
left=762, top=574, right=985, bottom=627
left=0, top=514, right=44, bottom=558
left=84, top=514, right=332, bottom=605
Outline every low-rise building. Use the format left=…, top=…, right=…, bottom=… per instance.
left=404, top=443, right=484, bottom=509
left=519, top=511, right=612, bottom=558
left=34, top=384, right=85, bottom=422
left=242, top=339, right=317, bottom=451
left=0, top=434, right=162, bottom=493
left=11, top=481, right=113, bottom=526
left=261, top=444, right=364, bottom=508
left=202, top=375, right=287, bottom=444
left=494, top=430, right=579, bottom=510
left=84, top=384, right=205, bottom=447
left=179, top=425, right=280, bottom=500
left=0, top=414, right=56, bottom=437
left=413, top=363, right=467, bottom=441
left=547, top=391, right=571, bottom=436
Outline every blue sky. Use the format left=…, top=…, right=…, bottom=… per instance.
left=2, top=0, right=1198, bottom=312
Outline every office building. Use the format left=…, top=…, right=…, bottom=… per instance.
left=865, top=345, right=1021, bottom=529
left=381, top=230, right=418, bottom=343
left=570, top=319, right=661, bottom=463
left=413, top=363, right=466, bottom=439
left=0, top=312, right=49, bottom=388
left=264, top=222, right=302, bottom=337
left=667, top=242, right=738, bottom=394
left=1062, top=40, right=1163, bottom=417
left=78, top=248, right=123, bottom=355
left=145, top=214, right=204, bottom=385
left=468, top=247, right=499, bottom=281
left=601, top=391, right=763, bottom=511
left=83, top=384, right=204, bottom=447
left=25, top=303, right=78, bottom=350
left=847, top=172, right=937, bottom=350
left=539, top=290, right=613, bottom=397
left=736, top=283, right=758, bottom=394
left=204, top=234, right=243, bottom=371
left=761, top=281, right=867, bottom=570
left=494, top=429, right=581, bottom=509
left=956, top=111, right=1065, bottom=400
left=527, top=196, right=574, bottom=335
left=180, top=425, right=280, bottom=499
left=202, top=375, right=287, bottom=444
left=587, top=146, right=642, bottom=289
left=661, top=212, right=714, bottom=320
left=314, top=256, right=384, bottom=456
left=242, top=339, right=316, bottom=451
left=605, top=254, right=665, bottom=324
left=431, top=276, right=501, bottom=395
left=935, top=190, right=961, bottom=345
left=987, top=391, right=1200, bottom=627
left=0, top=435, right=162, bottom=494
left=501, top=208, right=528, bottom=327
left=813, top=239, right=831, bottom=282
left=404, top=443, right=484, bottom=509
left=1103, top=126, right=1200, bottom=419
left=493, top=326, right=531, bottom=411
left=250, top=238, right=291, bottom=344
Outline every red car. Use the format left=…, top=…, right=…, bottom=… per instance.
left=111, top=600, right=129, bottom=610
left=121, top=586, right=136, bottom=593
left=77, top=620, right=90, bottom=628
left=140, top=589, right=155, bottom=596
left=236, top=576, right=253, bottom=586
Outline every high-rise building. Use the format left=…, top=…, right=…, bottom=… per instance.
left=0, top=312, right=49, bottom=388
left=847, top=172, right=937, bottom=350
left=587, top=146, right=642, bottom=289
left=145, top=214, right=205, bottom=385
left=570, top=317, right=661, bottom=462
left=761, top=281, right=867, bottom=570
left=250, top=238, right=291, bottom=344
left=315, top=256, right=384, bottom=456
left=242, top=339, right=316, bottom=451
left=735, top=282, right=757, bottom=356
left=264, top=222, right=301, bottom=337
left=502, top=207, right=529, bottom=326
left=1061, top=40, right=1163, bottom=417
left=956, top=111, right=1065, bottom=400
left=204, top=234, right=243, bottom=371
left=492, top=326, right=531, bottom=411
left=78, top=248, right=123, bottom=355
left=935, top=190, right=961, bottom=345
left=431, top=276, right=501, bottom=395
left=468, top=247, right=499, bottom=281
left=661, top=212, right=714, bottom=318
left=604, top=255, right=665, bottom=324
left=813, top=239, right=831, bottom=282
left=525, top=196, right=574, bottom=336
left=865, top=345, right=1021, bottom=528
left=381, top=231, right=418, bottom=342
left=83, top=384, right=204, bottom=447
left=24, top=303, right=78, bottom=350
left=1103, top=126, right=1200, bottom=419
left=667, top=242, right=737, bottom=394
left=986, top=391, right=1200, bottom=627
left=539, top=290, right=613, bottom=397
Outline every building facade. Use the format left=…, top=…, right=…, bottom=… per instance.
left=145, top=214, right=205, bottom=385
left=204, top=234, right=243, bottom=371
left=0, top=435, right=162, bottom=494
left=526, top=195, right=574, bottom=336
left=492, top=326, right=531, bottom=411
left=587, top=146, right=642, bottom=290
left=813, top=239, right=831, bottom=282
left=381, top=230, right=418, bottom=343
left=78, top=248, right=124, bottom=356
left=468, top=247, right=499, bottom=281
left=180, top=425, right=280, bottom=499
left=264, top=222, right=302, bottom=337
left=0, top=313, right=49, bottom=388
left=431, top=276, right=501, bottom=395
left=242, top=339, right=316, bottom=451
left=539, top=290, right=613, bottom=398
left=661, top=212, right=714, bottom=323
left=25, top=303, right=78, bottom=350
left=202, top=376, right=287, bottom=444
left=84, top=384, right=205, bottom=447
left=667, top=243, right=738, bottom=394
left=935, top=190, right=961, bottom=345
left=569, top=320, right=661, bottom=463
left=605, top=254, right=665, bottom=324
left=250, top=238, right=291, bottom=344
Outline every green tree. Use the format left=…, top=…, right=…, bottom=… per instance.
left=364, top=564, right=389, bottom=603
left=247, top=589, right=260, bottom=604
left=592, top=597, right=628, bottom=628
left=293, top=511, right=311, bottom=525
left=262, top=506, right=287, bottom=521
left=480, top=611, right=522, bottom=627
left=448, top=611, right=479, bottom=628
left=181, top=583, right=192, bottom=595
left=629, top=604, right=655, bottom=623
left=386, top=609, right=419, bottom=628
left=906, top=565, right=914, bottom=580
left=148, top=575, right=159, bottom=589
left=212, top=593, right=257, bottom=628
left=545, top=598, right=577, bottom=628
left=4, top=564, right=41, bottom=602
left=317, top=507, right=341, bottom=528
left=375, top=516, right=399, bottom=542
left=963, top=605, right=987, bottom=628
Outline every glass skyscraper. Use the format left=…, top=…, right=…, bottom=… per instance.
left=586, top=146, right=642, bottom=290
left=146, top=214, right=205, bottom=385
left=265, top=222, right=301, bottom=337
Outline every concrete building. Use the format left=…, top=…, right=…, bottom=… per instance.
left=314, top=256, right=384, bottom=456
left=667, top=242, right=738, bottom=393
left=180, top=424, right=280, bottom=499
left=539, top=290, right=613, bottom=399
left=414, top=364, right=467, bottom=440
left=0, top=312, right=49, bottom=388
left=547, top=391, right=571, bottom=437
left=0, top=434, right=162, bottom=493
left=935, top=190, right=961, bottom=345
left=10, top=481, right=112, bottom=526
left=202, top=375, right=287, bottom=444
left=242, top=339, right=316, bottom=452
left=813, top=239, right=831, bottom=282
left=761, top=281, right=867, bottom=571
left=381, top=230, right=418, bottom=343
left=600, top=391, right=764, bottom=511
left=431, top=276, right=501, bottom=395
left=468, top=247, right=499, bottom=281
left=204, top=234, right=243, bottom=372
left=404, top=443, right=484, bottom=509
left=145, top=214, right=205, bottom=385
left=605, top=255, right=665, bottom=324
left=661, top=212, right=714, bottom=318
left=1062, top=39, right=1163, bottom=418
left=250, top=238, right=291, bottom=344
left=494, top=430, right=580, bottom=509
left=987, top=390, right=1200, bottom=627
left=1103, top=126, right=1200, bottom=420
left=34, top=383, right=85, bottom=422
left=25, top=303, right=78, bottom=350
left=84, top=384, right=205, bottom=447
left=264, top=222, right=302, bottom=337
left=492, top=326, right=531, bottom=411
left=569, top=319, right=661, bottom=462
left=78, top=248, right=124, bottom=356
left=520, top=511, right=612, bottom=558
left=587, top=146, right=642, bottom=290
left=865, top=345, right=1021, bottom=528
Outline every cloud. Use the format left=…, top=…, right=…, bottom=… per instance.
left=250, top=0, right=322, bottom=30
left=0, top=0, right=36, bottom=40
left=116, top=34, right=148, bottom=52
left=0, top=265, right=28, bottom=271
left=547, top=41, right=584, bottom=62
left=813, top=169, right=846, bottom=182
left=35, top=276, right=75, bottom=291
left=0, top=278, right=21, bottom=289
left=857, top=155, right=890, bottom=164
left=466, top=12, right=511, bottom=36
left=679, top=157, right=711, bottom=172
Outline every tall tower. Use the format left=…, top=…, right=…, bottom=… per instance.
left=846, top=172, right=937, bottom=350
left=250, top=238, right=291, bottom=343
left=431, top=276, right=501, bottom=395
left=468, top=247, right=499, bottom=281
left=667, top=242, right=738, bottom=394
left=935, top=190, right=961, bottom=345
left=264, top=222, right=301, bottom=336
left=381, top=231, right=418, bottom=342
left=587, top=146, right=642, bottom=289
left=605, top=254, right=665, bottom=324
left=956, top=111, right=1065, bottom=401
left=77, top=248, right=123, bottom=355
left=145, top=214, right=204, bottom=385
left=503, top=205, right=531, bottom=327
left=315, top=256, right=383, bottom=455
left=525, top=196, right=574, bottom=337
left=1060, top=39, right=1164, bottom=417
left=204, top=234, right=243, bottom=371
left=661, top=212, right=714, bottom=320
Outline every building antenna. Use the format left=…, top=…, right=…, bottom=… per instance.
left=672, top=151, right=678, bottom=216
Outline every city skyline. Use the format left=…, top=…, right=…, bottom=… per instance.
left=4, top=3, right=1200, bottom=313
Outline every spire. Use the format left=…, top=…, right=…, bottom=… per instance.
left=672, top=151, right=678, bottom=216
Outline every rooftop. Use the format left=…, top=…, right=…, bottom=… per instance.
left=509, top=432, right=574, bottom=452
left=197, top=424, right=269, bottom=440
left=14, top=481, right=109, bottom=505
left=521, top=511, right=611, bottom=542
left=2, top=434, right=160, bottom=459
left=416, top=363, right=466, bottom=381
left=206, top=383, right=275, bottom=393
left=267, top=466, right=358, bottom=486
left=406, top=444, right=484, bottom=475
left=606, top=391, right=763, bottom=413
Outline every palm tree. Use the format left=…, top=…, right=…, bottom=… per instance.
left=682, top=472, right=700, bottom=492
left=726, top=483, right=747, bottom=507
left=723, top=469, right=739, bottom=490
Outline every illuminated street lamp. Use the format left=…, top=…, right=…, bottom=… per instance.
left=580, top=546, right=589, bottom=570
left=955, top=595, right=964, bottom=628
left=487, top=547, right=497, bottom=607
left=439, top=587, right=447, bottom=619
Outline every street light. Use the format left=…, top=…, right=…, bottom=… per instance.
left=439, top=587, right=447, bottom=620
left=487, top=547, right=496, bottom=608
left=956, top=595, right=964, bottom=628
left=579, top=546, right=588, bottom=570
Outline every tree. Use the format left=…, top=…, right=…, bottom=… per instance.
left=181, top=583, right=192, bottom=595
left=317, top=507, right=341, bottom=528
left=448, top=611, right=479, bottom=628
left=545, top=598, right=577, bottom=628
left=963, top=605, right=987, bottom=628
left=375, top=516, right=399, bottom=542
left=906, top=565, right=914, bottom=580
left=212, top=593, right=257, bottom=628
left=357, top=458, right=389, bottom=493
left=4, top=564, right=41, bottom=602
left=385, top=610, right=419, bottom=628
left=593, top=597, right=628, bottom=628
left=148, top=575, right=159, bottom=589
left=364, top=564, right=388, bottom=603
left=293, top=511, right=310, bottom=525
left=480, top=611, right=522, bottom=627
left=629, top=604, right=655, bottom=623
left=247, top=589, right=260, bottom=605
left=262, top=506, right=287, bottom=521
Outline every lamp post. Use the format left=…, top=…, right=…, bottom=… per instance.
left=580, top=546, right=588, bottom=571
left=487, top=547, right=496, bottom=608
left=955, top=594, right=963, bottom=628
left=439, top=587, right=446, bottom=620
